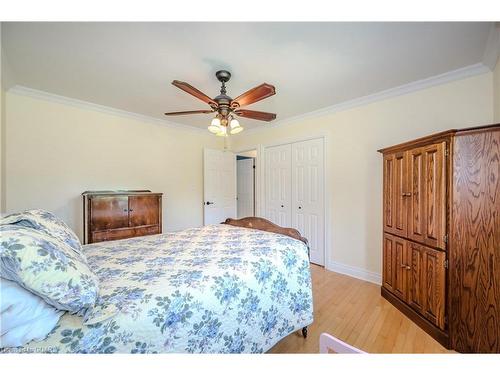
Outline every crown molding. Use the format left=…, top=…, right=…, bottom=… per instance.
left=7, top=60, right=492, bottom=138
left=7, top=85, right=206, bottom=134
left=244, top=62, right=491, bottom=135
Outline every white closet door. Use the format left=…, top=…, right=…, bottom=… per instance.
left=237, top=158, right=255, bottom=218
left=292, top=138, right=325, bottom=265
left=204, top=149, right=236, bottom=225
left=265, top=144, right=292, bottom=227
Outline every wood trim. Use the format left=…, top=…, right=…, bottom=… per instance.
left=223, top=216, right=309, bottom=247
left=377, top=123, right=499, bottom=154
left=381, top=286, right=450, bottom=349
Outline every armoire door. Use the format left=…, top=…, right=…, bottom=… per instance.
left=90, top=196, right=129, bottom=231
left=264, top=144, right=292, bottom=227
left=407, top=242, right=424, bottom=314
left=383, top=233, right=409, bottom=300
left=392, top=234, right=408, bottom=301
left=383, top=151, right=408, bottom=237
left=408, top=147, right=426, bottom=244
left=421, top=246, right=446, bottom=329
left=128, top=195, right=160, bottom=227
left=382, top=233, right=396, bottom=292
left=422, top=142, right=446, bottom=250
left=408, top=142, right=446, bottom=249
left=291, top=138, right=325, bottom=265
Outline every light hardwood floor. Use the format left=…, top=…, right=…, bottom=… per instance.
left=269, top=265, right=451, bottom=353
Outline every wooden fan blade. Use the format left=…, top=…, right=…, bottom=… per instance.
left=234, top=109, right=277, bottom=122
left=231, top=83, right=276, bottom=107
left=172, top=80, right=218, bottom=107
left=164, top=110, right=214, bottom=116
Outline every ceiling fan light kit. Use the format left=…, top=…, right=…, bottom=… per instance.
left=164, top=70, right=277, bottom=136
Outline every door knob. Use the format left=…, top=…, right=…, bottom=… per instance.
left=298, top=206, right=302, bottom=209
left=281, top=205, right=284, bottom=208
left=205, top=201, right=214, bottom=205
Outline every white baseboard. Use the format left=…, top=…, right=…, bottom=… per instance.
left=327, top=261, right=382, bottom=285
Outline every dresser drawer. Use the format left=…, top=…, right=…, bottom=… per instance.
left=135, top=225, right=161, bottom=237
left=91, top=225, right=160, bottom=243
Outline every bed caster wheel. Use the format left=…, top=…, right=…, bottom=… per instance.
left=302, top=327, right=308, bottom=338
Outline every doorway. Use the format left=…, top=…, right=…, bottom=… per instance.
left=236, top=150, right=256, bottom=218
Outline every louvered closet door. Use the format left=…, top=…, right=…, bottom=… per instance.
left=264, top=144, right=292, bottom=227
left=291, top=138, right=325, bottom=265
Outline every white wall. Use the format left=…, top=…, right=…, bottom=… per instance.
left=4, top=91, right=223, bottom=239
left=231, top=72, right=494, bottom=280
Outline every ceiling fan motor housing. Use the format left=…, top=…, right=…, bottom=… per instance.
left=215, top=70, right=231, bottom=83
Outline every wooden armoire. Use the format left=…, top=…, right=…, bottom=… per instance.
left=82, top=190, right=162, bottom=244
left=378, top=124, right=499, bottom=353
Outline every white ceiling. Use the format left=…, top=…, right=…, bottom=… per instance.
left=1, top=22, right=494, bottom=130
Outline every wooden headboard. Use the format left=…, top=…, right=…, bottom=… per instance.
left=223, top=217, right=309, bottom=247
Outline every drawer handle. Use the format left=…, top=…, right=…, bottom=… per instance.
left=401, top=192, right=412, bottom=197
left=401, top=264, right=411, bottom=270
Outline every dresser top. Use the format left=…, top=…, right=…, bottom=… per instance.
left=82, top=190, right=163, bottom=196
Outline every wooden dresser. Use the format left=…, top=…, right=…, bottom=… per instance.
left=82, top=190, right=162, bottom=244
left=378, top=124, right=499, bottom=353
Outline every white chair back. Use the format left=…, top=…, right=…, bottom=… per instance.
left=319, top=333, right=366, bottom=354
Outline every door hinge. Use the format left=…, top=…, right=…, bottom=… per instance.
left=444, top=259, right=449, bottom=269
left=445, top=148, right=449, bottom=157
left=444, top=234, right=448, bottom=243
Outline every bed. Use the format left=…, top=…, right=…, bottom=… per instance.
left=4, top=218, right=313, bottom=353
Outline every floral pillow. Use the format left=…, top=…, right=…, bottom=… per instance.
left=0, top=209, right=83, bottom=258
left=0, top=225, right=99, bottom=314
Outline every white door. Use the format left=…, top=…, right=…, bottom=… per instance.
left=264, top=144, right=292, bottom=227
left=291, top=138, right=325, bottom=265
left=237, top=158, right=255, bottom=218
left=203, top=148, right=236, bottom=225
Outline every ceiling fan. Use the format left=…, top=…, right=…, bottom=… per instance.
left=164, top=70, right=277, bottom=136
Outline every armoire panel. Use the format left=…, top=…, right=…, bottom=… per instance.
left=450, top=128, right=500, bottom=353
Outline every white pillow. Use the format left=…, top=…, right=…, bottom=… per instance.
left=0, top=278, right=64, bottom=348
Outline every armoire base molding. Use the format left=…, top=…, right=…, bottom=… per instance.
left=381, top=287, right=450, bottom=349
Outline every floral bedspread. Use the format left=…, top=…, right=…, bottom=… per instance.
left=11, top=224, right=313, bottom=353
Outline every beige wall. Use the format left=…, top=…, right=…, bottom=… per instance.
left=231, top=72, right=494, bottom=277
left=495, top=57, right=500, bottom=122
left=4, top=91, right=223, bottom=239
